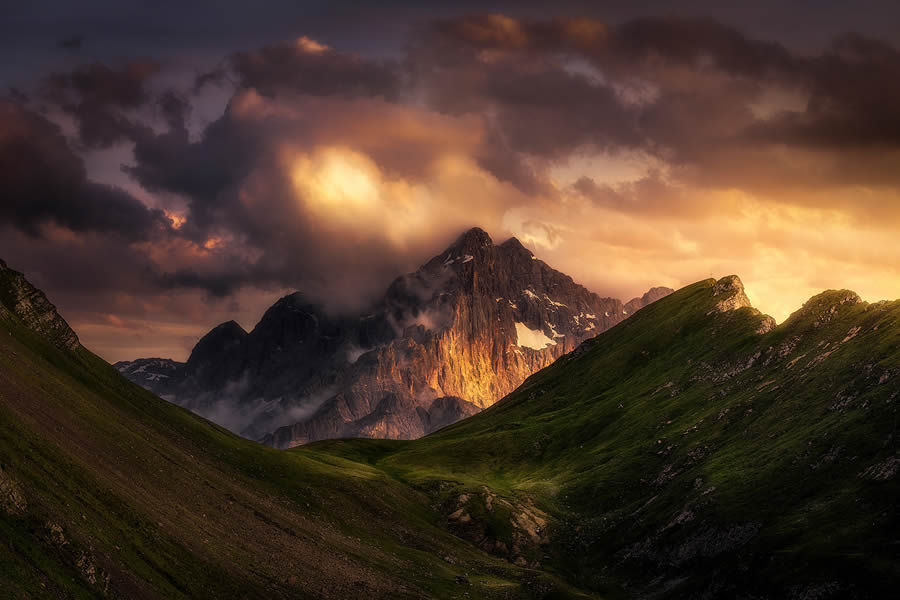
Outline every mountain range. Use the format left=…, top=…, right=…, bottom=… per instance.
left=2, top=256, right=898, bottom=598
left=116, top=228, right=672, bottom=446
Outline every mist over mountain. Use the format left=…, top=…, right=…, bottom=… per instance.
left=117, top=227, right=672, bottom=444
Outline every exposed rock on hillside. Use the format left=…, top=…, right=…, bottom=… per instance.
left=0, top=259, right=80, bottom=351
left=707, top=274, right=777, bottom=333
left=0, top=466, right=27, bottom=515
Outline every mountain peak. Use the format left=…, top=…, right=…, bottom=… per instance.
left=706, top=275, right=776, bottom=333
left=187, top=320, right=247, bottom=366
left=215, top=320, right=247, bottom=335
left=499, top=236, right=533, bottom=256
left=625, top=286, right=675, bottom=314
left=277, top=291, right=319, bottom=308
left=710, top=275, right=753, bottom=313
left=786, top=289, right=862, bottom=327
left=452, top=226, right=493, bottom=249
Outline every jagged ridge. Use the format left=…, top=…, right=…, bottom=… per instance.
left=119, top=227, right=673, bottom=446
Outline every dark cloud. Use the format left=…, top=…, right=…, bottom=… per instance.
left=609, top=16, right=796, bottom=78
left=129, top=127, right=431, bottom=307
left=745, top=33, right=900, bottom=149
left=429, top=14, right=796, bottom=77
left=110, top=14, right=900, bottom=307
left=41, top=60, right=160, bottom=148
left=193, top=66, right=230, bottom=92
left=0, top=101, right=169, bottom=239
left=228, top=36, right=401, bottom=99
left=7, top=87, right=29, bottom=103
left=572, top=171, right=710, bottom=218
left=419, top=14, right=900, bottom=192
left=115, top=38, right=452, bottom=303
left=124, top=100, right=264, bottom=244
left=7, top=9, right=900, bottom=362
left=156, top=90, right=191, bottom=132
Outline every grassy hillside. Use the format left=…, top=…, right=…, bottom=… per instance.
left=3, top=270, right=898, bottom=599
left=314, top=278, right=900, bottom=598
left=0, top=298, right=591, bottom=598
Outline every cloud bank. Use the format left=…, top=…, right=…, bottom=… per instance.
left=2, top=13, right=900, bottom=360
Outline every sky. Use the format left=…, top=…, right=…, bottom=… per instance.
left=2, top=1, right=900, bottom=362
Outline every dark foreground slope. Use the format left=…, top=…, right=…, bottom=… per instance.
left=3, top=257, right=899, bottom=599
left=319, top=277, right=900, bottom=599
left=0, top=263, right=591, bottom=599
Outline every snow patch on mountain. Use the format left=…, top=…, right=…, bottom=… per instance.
left=544, top=295, right=568, bottom=309
left=514, top=322, right=557, bottom=350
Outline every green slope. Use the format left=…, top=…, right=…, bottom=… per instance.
left=3, top=265, right=899, bottom=599
left=315, top=277, right=900, bottom=598
left=0, top=279, right=592, bottom=598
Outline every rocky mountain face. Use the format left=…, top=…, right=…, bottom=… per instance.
left=117, top=228, right=672, bottom=445
left=0, top=259, right=80, bottom=351
left=624, top=286, right=676, bottom=315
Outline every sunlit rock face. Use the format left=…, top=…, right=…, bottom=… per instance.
left=119, top=228, right=673, bottom=446
left=706, top=274, right=778, bottom=334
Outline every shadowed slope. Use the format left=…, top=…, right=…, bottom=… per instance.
left=0, top=269, right=595, bottom=598
left=4, top=262, right=898, bottom=599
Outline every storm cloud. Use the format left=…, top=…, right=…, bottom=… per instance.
left=2, top=9, right=900, bottom=361
left=0, top=100, right=169, bottom=238
left=40, top=60, right=161, bottom=148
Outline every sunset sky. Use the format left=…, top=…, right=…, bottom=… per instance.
left=2, top=1, right=900, bottom=362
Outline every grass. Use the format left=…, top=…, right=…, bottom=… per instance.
left=0, top=307, right=595, bottom=599
left=304, top=279, right=900, bottom=597
left=2, top=276, right=899, bottom=598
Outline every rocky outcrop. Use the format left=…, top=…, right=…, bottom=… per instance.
left=0, top=466, right=27, bottom=515
left=709, top=275, right=753, bottom=313
left=0, top=259, right=80, bottom=351
left=120, top=228, right=672, bottom=445
left=444, top=486, right=550, bottom=568
left=787, top=289, right=863, bottom=328
left=707, top=275, right=776, bottom=333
